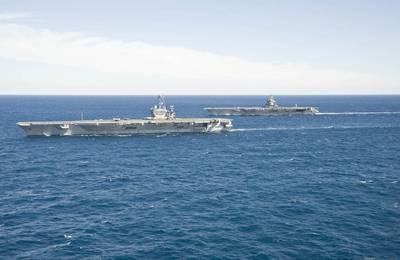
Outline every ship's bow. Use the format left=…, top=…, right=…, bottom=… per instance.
left=206, top=119, right=233, bottom=132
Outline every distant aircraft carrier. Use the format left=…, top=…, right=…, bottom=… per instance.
left=17, top=96, right=233, bottom=136
left=205, top=96, right=319, bottom=116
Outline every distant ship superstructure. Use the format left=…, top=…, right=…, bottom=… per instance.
left=17, top=96, right=232, bottom=136
left=205, top=96, right=319, bottom=116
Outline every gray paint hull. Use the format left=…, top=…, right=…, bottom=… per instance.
left=17, top=118, right=232, bottom=136
left=205, top=106, right=319, bottom=116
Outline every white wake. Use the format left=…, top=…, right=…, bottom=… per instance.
left=230, top=125, right=399, bottom=132
left=316, top=112, right=400, bottom=115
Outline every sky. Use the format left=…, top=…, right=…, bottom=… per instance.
left=0, top=0, right=399, bottom=95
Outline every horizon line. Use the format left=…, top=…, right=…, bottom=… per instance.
left=1, top=93, right=400, bottom=96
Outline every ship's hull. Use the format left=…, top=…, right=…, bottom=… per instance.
left=17, top=118, right=232, bottom=136
left=205, top=106, right=319, bottom=116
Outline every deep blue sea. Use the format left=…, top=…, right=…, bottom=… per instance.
left=1, top=95, right=400, bottom=259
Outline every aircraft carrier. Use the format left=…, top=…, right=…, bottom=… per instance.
left=205, top=96, right=319, bottom=116
left=17, top=96, right=233, bottom=136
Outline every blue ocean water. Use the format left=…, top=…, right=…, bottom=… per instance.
left=0, top=95, right=400, bottom=259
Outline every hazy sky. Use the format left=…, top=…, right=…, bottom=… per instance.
left=0, top=0, right=399, bottom=94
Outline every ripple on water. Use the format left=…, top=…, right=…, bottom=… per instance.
left=1, top=96, right=400, bottom=259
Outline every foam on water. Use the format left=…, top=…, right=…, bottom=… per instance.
left=316, top=111, right=400, bottom=115
left=230, top=125, right=399, bottom=132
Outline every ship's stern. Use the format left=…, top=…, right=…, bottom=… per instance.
left=16, top=122, right=73, bottom=136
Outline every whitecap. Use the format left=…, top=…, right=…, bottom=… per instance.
left=64, top=234, right=72, bottom=240
left=360, top=180, right=373, bottom=184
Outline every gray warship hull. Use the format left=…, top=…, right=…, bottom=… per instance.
left=205, top=96, right=319, bottom=116
left=17, top=118, right=232, bottom=136
left=205, top=106, right=319, bottom=116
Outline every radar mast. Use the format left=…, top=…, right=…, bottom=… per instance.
left=266, top=95, right=278, bottom=107
left=150, top=95, right=175, bottom=119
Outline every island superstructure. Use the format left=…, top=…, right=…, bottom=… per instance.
left=205, top=96, right=319, bottom=116
left=17, top=96, right=233, bottom=136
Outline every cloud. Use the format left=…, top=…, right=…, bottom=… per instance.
left=0, top=21, right=398, bottom=94
left=0, top=12, right=30, bottom=20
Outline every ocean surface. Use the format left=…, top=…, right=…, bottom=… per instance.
left=1, top=95, right=400, bottom=259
